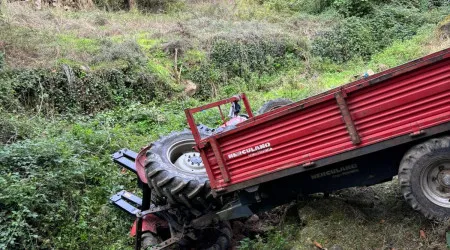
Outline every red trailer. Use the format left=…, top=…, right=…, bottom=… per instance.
left=111, top=48, right=450, bottom=250
left=186, top=48, right=450, bottom=193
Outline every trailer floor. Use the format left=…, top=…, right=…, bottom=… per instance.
left=233, top=179, right=449, bottom=250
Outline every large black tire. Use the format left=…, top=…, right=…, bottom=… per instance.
left=145, top=130, right=216, bottom=213
left=141, top=232, right=162, bottom=250
left=258, top=98, right=293, bottom=114
left=179, top=221, right=232, bottom=250
left=398, top=136, right=450, bottom=220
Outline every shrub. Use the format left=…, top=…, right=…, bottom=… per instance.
left=92, top=40, right=147, bottom=67
left=0, top=52, right=4, bottom=71
left=136, top=0, right=184, bottom=12
left=333, top=0, right=373, bottom=17
left=0, top=133, right=135, bottom=249
left=186, top=32, right=306, bottom=99
left=0, top=66, right=176, bottom=114
left=0, top=118, right=15, bottom=144
left=209, top=34, right=305, bottom=80
left=381, top=0, right=449, bottom=9
left=312, top=17, right=375, bottom=62
left=92, top=0, right=183, bottom=12
left=312, top=4, right=449, bottom=62
left=261, top=0, right=333, bottom=13
left=186, top=62, right=223, bottom=99
left=368, top=6, right=425, bottom=46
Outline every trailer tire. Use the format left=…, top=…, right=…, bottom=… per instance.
left=398, top=136, right=450, bottom=220
left=145, top=130, right=216, bottom=213
left=258, top=98, right=293, bottom=114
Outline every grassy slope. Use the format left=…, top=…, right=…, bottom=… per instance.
left=0, top=1, right=450, bottom=249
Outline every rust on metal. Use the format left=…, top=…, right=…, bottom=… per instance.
left=335, top=91, right=361, bottom=145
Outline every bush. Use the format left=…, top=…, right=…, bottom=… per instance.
left=186, top=33, right=306, bottom=99
left=0, top=66, right=176, bottom=115
left=312, top=17, right=375, bottom=62
left=93, top=40, right=147, bottom=67
left=136, top=0, right=184, bottom=12
left=0, top=138, right=84, bottom=249
left=0, top=133, right=135, bottom=249
left=261, top=0, right=333, bottom=13
left=312, top=4, right=450, bottom=62
left=209, top=34, right=305, bottom=80
left=368, top=6, right=425, bottom=46
left=0, top=52, right=4, bottom=71
left=382, top=0, right=449, bottom=9
left=333, top=0, right=373, bottom=17
left=93, top=0, right=183, bottom=12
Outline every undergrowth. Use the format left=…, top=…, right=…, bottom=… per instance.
left=0, top=0, right=449, bottom=249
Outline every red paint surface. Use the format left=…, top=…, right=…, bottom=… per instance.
left=186, top=49, right=450, bottom=190
left=135, top=145, right=152, bottom=184
left=130, top=214, right=168, bottom=236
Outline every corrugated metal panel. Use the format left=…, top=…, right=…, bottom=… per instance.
left=203, top=51, right=450, bottom=189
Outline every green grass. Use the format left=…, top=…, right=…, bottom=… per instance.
left=1, top=0, right=450, bottom=249
left=240, top=181, right=448, bottom=249
left=57, top=34, right=100, bottom=53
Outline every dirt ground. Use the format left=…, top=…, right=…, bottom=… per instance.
left=232, top=178, right=450, bottom=250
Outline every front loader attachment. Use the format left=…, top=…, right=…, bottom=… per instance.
left=110, top=148, right=143, bottom=215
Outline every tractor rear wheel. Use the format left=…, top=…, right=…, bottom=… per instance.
left=145, top=130, right=217, bottom=213
left=398, top=136, right=450, bottom=220
left=258, top=98, right=293, bottom=114
left=179, top=221, right=232, bottom=250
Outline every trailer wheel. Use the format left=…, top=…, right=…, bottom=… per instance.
left=398, top=136, right=450, bottom=220
left=258, top=98, right=293, bottom=114
left=145, top=130, right=216, bottom=213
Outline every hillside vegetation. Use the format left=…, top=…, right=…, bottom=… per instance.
left=0, top=0, right=449, bottom=249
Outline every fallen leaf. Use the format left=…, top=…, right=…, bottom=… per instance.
left=420, top=229, right=426, bottom=239
left=313, top=240, right=323, bottom=249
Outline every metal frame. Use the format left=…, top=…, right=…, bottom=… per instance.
left=112, top=149, right=138, bottom=173
left=135, top=205, right=181, bottom=250
left=184, top=93, right=254, bottom=183
left=335, top=91, right=361, bottom=145
left=185, top=93, right=254, bottom=145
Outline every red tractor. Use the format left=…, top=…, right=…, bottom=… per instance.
left=111, top=48, right=450, bottom=249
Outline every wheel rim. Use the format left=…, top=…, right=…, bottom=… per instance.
left=420, top=160, right=450, bottom=208
left=167, top=139, right=205, bottom=174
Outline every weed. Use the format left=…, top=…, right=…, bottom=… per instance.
left=312, top=4, right=449, bottom=62
left=0, top=1, right=449, bottom=249
left=0, top=52, right=4, bottom=70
